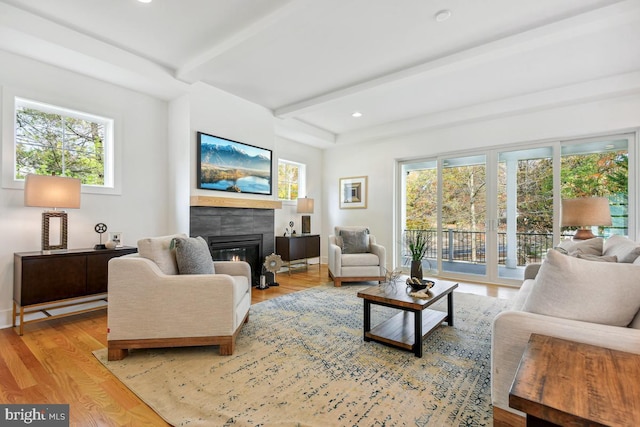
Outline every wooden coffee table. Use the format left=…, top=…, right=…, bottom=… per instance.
left=357, top=279, right=458, bottom=357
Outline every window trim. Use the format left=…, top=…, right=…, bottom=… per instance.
left=2, top=87, right=122, bottom=195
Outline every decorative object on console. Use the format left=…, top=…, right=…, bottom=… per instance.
left=196, top=131, right=272, bottom=195
left=297, top=197, right=314, bottom=234
left=263, top=253, right=283, bottom=287
left=561, top=197, right=612, bottom=240
left=24, top=173, right=81, bottom=251
left=108, top=232, right=122, bottom=247
left=94, top=223, right=108, bottom=249
left=339, top=176, right=367, bottom=209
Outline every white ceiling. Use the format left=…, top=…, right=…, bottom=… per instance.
left=0, top=0, right=639, bottom=148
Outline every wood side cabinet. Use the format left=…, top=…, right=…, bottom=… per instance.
left=276, top=235, right=320, bottom=274
left=13, top=246, right=137, bottom=334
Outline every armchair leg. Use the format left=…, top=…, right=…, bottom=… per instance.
left=219, top=337, right=235, bottom=356
left=108, top=348, right=128, bottom=361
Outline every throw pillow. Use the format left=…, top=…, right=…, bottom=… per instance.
left=137, top=233, right=186, bottom=275
left=603, top=235, right=640, bottom=263
left=340, top=229, right=369, bottom=254
left=555, top=237, right=603, bottom=256
left=522, top=249, right=640, bottom=327
left=172, top=236, right=215, bottom=275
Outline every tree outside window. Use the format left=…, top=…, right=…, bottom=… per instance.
left=278, top=159, right=305, bottom=201
left=14, top=98, right=113, bottom=186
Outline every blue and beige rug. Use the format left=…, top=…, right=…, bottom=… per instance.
left=94, top=284, right=509, bottom=426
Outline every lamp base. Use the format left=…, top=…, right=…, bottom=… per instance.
left=94, top=244, right=107, bottom=250
left=301, top=215, right=311, bottom=234
left=42, top=211, right=68, bottom=251
left=573, top=229, right=596, bottom=240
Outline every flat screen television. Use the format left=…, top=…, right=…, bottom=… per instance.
left=197, top=131, right=272, bottom=195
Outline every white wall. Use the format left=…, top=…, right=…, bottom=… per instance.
left=0, top=51, right=172, bottom=328
left=274, top=135, right=323, bottom=240
left=188, top=82, right=275, bottom=201
left=323, top=94, right=640, bottom=270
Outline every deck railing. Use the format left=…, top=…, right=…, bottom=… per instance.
left=404, top=229, right=554, bottom=266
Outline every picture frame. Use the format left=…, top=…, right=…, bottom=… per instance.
left=108, top=232, right=122, bottom=247
left=339, top=176, right=367, bottom=209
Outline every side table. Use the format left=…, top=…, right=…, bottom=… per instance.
left=276, top=234, right=320, bottom=275
left=509, top=333, right=640, bottom=426
left=13, top=246, right=137, bottom=335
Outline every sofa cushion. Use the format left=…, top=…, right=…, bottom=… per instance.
left=523, top=249, right=640, bottom=327
left=603, top=235, right=640, bottom=263
left=340, top=229, right=370, bottom=254
left=556, top=237, right=603, bottom=256
left=172, top=236, right=215, bottom=275
left=575, top=254, right=618, bottom=262
left=138, top=233, right=186, bottom=275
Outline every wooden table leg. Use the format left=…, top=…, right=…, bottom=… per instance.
left=363, top=300, right=371, bottom=341
left=414, top=309, right=423, bottom=357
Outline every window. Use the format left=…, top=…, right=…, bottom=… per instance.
left=278, top=159, right=306, bottom=201
left=14, top=97, right=114, bottom=187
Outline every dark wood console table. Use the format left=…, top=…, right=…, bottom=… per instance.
left=276, top=234, right=320, bottom=275
left=13, top=246, right=137, bottom=335
left=509, top=334, right=640, bottom=426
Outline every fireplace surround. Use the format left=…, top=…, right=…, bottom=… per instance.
left=190, top=206, right=275, bottom=285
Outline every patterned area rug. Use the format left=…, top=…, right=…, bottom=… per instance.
left=94, top=284, right=509, bottom=426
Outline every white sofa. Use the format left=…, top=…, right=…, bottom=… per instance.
left=491, top=236, right=640, bottom=426
left=107, top=234, right=251, bottom=361
left=328, top=226, right=386, bottom=287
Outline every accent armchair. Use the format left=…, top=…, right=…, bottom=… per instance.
left=328, top=226, right=386, bottom=287
left=107, top=234, right=251, bottom=361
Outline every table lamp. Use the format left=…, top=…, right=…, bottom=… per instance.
left=297, top=197, right=314, bottom=234
left=561, top=197, right=611, bottom=240
left=24, top=174, right=81, bottom=251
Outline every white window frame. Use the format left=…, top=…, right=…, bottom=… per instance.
left=2, top=88, right=121, bottom=195
left=278, top=159, right=306, bottom=203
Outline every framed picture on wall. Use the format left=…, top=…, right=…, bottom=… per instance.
left=339, top=176, right=367, bottom=209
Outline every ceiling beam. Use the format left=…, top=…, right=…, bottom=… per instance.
left=274, top=0, right=639, bottom=119
left=175, top=0, right=304, bottom=84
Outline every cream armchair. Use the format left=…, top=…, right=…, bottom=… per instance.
left=328, top=226, right=386, bottom=287
left=107, top=234, right=251, bottom=361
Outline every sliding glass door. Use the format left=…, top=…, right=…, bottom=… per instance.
left=440, top=155, right=487, bottom=277
left=497, top=147, right=553, bottom=280
left=398, top=132, right=635, bottom=285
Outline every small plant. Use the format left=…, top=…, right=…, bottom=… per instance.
left=405, top=229, right=431, bottom=262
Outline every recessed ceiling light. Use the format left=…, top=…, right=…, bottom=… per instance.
left=138, top=0, right=152, bottom=3
left=434, top=9, right=452, bottom=22
left=352, top=111, right=363, bottom=118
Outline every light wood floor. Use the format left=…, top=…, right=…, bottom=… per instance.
left=0, top=264, right=517, bottom=426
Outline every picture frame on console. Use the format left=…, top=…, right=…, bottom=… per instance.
left=339, top=176, right=367, bottom=209
left=197, top=131, right=272, bottom=195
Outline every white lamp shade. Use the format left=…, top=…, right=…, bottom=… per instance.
left=297, top=197, right=314, bottom=214
left=561, top=197, right=612, bottom=227
left=24, top=174, right=81, bottom=209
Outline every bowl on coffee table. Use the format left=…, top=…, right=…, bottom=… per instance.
left=406, top=277, right=435, bottom=291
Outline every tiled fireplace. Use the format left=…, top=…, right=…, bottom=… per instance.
left=190, top=206, right=275, bottom=285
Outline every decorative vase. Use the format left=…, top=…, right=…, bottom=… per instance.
left=410, top=260, right=423, bottom=279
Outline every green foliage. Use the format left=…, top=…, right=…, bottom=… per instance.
left=15, top=107, right=105, bottom=184
left=405, top=229, right=431, bottom=261
left=405, top=149, right=628, bottom=235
